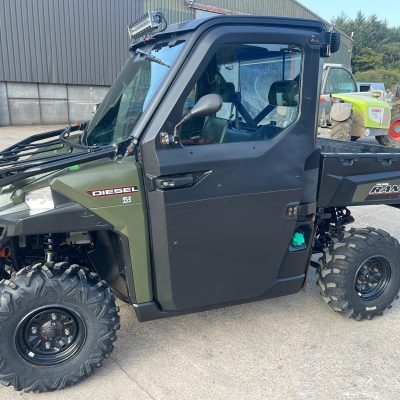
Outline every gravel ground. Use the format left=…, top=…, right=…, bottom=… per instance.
left=0, top=125, right=400, bottom=400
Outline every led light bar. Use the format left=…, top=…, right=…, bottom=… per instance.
left=128, top=11, right=166, bottom=42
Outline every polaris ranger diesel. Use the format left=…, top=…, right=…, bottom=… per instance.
left=1, top=13, right=400, bottom=392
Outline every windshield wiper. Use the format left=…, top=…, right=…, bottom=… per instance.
left=135, top=48, right=170, bottom=68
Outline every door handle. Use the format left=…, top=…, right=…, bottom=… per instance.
left=155, top=174, right=195, bottom=190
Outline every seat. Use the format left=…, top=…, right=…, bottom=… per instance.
left=200, top=116, right=230, bottom=144
left=254, top=79, right=299, bottom=125
left=199, top=82, right=236, bottom=144
left=268, top=79, right=299, bottom=107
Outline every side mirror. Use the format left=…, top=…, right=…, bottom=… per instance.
left=321, top=32, right=341, bottom=57
left=330, top=32, right=341, bottom=54
left=173, top=94, right=223, bottom=141
left=186, top=94, right=223, bottom=120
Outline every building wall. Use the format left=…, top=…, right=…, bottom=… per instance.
left=0, top=0, right=353, bottom=126
left=146, top=0, right=353, bottom=66
left=0, top=81, right=109, bottom=125
left=0, top=0, right=352, bottom=87
left=0, top=0, right=143, bottom=86
left=0, top=83, right=9, bottom=126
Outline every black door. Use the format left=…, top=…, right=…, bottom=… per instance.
left=140, top=25, right=322, bottom=311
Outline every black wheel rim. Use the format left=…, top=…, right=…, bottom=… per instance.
left=15, top=307, right=86, bottom=366
left=355, top=256, right=392, bottom=301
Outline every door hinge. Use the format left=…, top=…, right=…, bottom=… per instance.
left=286, top=202, right=316, bottom=219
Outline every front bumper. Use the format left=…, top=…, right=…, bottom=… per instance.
left=365, top=128, right=388, bottom=137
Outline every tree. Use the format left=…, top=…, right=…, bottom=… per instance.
left=352, top=48, right=383, bottom=73
left=355, top=69, right=400, bottom=90
left=381, top=43, right=400, bottom=70
left=331, top=11, right=400, bottom=81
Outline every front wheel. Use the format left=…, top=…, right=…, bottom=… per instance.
left=317, top=228, right=400, bottom=320
left=330, top=117, right=353, bottom=141
left=0, top=263, right=120, bottom=392
left=376, top=113, right=400, bottom=147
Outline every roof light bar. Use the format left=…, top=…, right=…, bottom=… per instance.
left=128, top=11, right=166, bottom=42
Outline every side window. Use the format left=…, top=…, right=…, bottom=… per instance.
left=176, top=43, right=302, bottom=146
left=324, top=68, right=357, bottom=95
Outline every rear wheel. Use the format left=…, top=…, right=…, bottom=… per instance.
left=0, top=263, right=120, bottom=392
left=317, top=228, right=400, bottom=320
left=330, top=117, right=352, bottom=141
left=376, top=113, right=400, bottom=147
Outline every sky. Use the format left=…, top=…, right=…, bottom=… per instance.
left=297, top=0, right=400, bottom=27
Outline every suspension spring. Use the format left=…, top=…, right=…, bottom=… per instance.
left=43, top=234, right=56, bottom=264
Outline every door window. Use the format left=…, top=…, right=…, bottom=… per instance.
left=324, top=68, right=357, bottom=95
left=175, top=43, right=303, bottom=146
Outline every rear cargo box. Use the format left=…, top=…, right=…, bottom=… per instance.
left=317, top=138, right=400, bottom=207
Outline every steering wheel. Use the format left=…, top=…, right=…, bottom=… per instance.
left=231, top=93, right=257, bottom=129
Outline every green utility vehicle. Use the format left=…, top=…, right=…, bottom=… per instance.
left=2, top=12, right=400, bottom=392
left=319, top=63, right=400, bottom=145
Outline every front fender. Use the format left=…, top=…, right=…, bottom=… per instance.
left=0, top=202, right=112, bottom=246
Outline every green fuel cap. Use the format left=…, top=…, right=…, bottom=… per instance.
left=291, top=231, right=306, bottom=248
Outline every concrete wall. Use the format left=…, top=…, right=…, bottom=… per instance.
left=0, top=82, right=110, bottom=126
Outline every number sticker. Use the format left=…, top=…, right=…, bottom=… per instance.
left=122, top=196, right=132, bottom=205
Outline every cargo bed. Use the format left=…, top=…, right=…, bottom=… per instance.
left=317, top=138, right=400, bottom=207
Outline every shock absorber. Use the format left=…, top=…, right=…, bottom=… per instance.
left=43, top=234, right=56, bottom=264
left=0, top=250, right=10, bottom=279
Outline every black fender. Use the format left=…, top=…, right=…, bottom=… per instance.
left=0, top=201, right=136, bottom=304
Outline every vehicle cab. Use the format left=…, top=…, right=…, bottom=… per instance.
left=319, top=63, right=358, bottom=126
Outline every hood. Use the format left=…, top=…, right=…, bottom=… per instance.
left=332, top=93, right=391, bottom=109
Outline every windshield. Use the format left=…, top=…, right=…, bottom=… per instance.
left=86, top=40, right=185, bottom=146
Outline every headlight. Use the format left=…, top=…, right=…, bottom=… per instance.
left=25, top=187, right=55, bottom=212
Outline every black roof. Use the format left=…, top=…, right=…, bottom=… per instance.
left=160, top=15, right=327, bottom=36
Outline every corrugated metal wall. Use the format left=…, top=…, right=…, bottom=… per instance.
left=145, top=0, right=353, bottom=67
left=0, top=0, right=352, bottom=86
left=144, top=0, right=193, bottom=24
left=0, top=0, right=143, bottom=86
